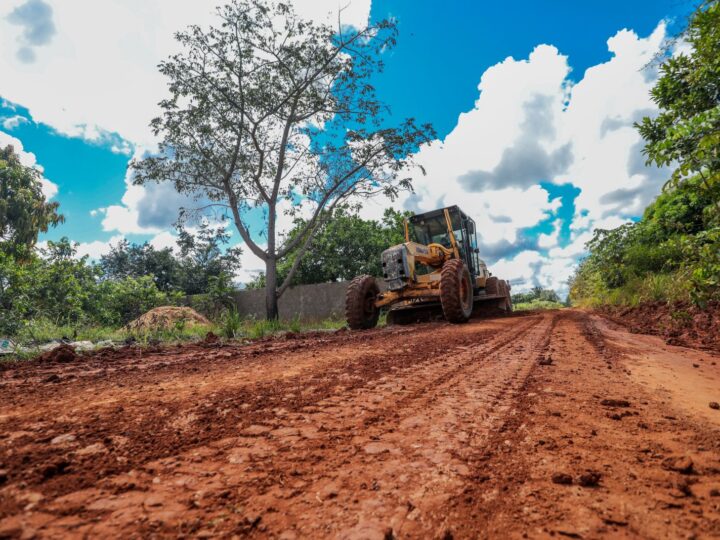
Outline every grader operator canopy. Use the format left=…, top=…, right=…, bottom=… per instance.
left=408, top=206, right=484, bottom=279
left=345, top=204, right=513, bottom=329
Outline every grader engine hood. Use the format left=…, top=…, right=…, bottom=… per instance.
left=381, top=244, right=412, bottom=291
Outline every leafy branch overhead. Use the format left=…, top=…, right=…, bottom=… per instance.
left=132, top=0, right=435, bottom=318
left=636, top=1, right=720, bottom=197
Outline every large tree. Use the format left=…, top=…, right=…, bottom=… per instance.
left=133, top=0, right=434, bottom=319
left=0, top=145, right=63, bottom=258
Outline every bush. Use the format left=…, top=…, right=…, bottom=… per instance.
left=0, top=239, right=180, bottom=337
left=95, top=276, right=179, bottom=326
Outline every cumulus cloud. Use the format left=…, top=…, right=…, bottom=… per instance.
left=6, top=0, right=56, bottom=63
left=73, top=234, right=125, bottom=260
left=235, top=242, right=267, bottom=286
left=458, top=95, right=573, bottom=191
left=0, top=0, right=370, bottom=147
left=358, top=22, right=671, bottom=296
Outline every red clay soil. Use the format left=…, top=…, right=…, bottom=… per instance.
left=599, top=301, right=720, bottom=351
left=36, top=344, right=78, bottom=364
left=1, top=309, right=719, bottom=538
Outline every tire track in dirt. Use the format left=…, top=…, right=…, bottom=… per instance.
left=21, top=314, right=554, bottom=538
left=438, top=310, right=720, bottom=539
left=3, top=309, right=719, bottom=539
left=0, top=316, right=531, bottom=518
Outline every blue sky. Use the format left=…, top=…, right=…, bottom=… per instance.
left=0, top=0, right=692, bottom=291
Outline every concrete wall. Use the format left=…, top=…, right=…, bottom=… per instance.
left=231, top=281, right=351, bottom=321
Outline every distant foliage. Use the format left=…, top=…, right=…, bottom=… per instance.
left=247, top=208, right=410, bottom=288
left=99, top=221, right=242, bottom=295
left=0, top=239, right=176, bottom=336
left=570, top=1, right=720, bottom=308
left=511, top=286, right=561, bottom=305
left=0, top=219, right=240, bottom=336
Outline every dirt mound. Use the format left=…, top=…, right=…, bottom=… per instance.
left=124, top=306, right=211, bottom=332
left=599, top=301, right=720, bottom=351
left=38, top=344, right=77, bottom=363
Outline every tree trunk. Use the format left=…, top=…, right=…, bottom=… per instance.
left=265, top=256, right=279, bottom=320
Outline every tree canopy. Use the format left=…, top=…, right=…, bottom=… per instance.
left=0, top=145, right=63, bottom=258
left=636, top=1, right=720, bottom=200
left=99, top=221, right=242, bottom=295
left=248, top=208, right=409, bottom=288
left=133, top=0, right=434, bottom=318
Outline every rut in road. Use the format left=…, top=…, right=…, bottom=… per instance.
left=58, top=313, right=554, bottom=538
left=3, top=310, right=720, bottom=539
left=0, top=320, right=507, bottom=502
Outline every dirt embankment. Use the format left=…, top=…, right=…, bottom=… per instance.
left=0, top=309, right=719, bottom=538
left=599, top=301, right=720, bottom=351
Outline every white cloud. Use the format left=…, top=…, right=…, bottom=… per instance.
left=235, top=242, right=267, bottom=285
left=360, top=22, right=671, bottom=294
left=0, top=129, right=58, bottom=199
left=73, top=234, right=125, bottom=260
left=1, top=114, right=28, bottom=129
left=148, top=230, right=179, bottom=252
left=537, top=219, right=562, bottom=249
left=0, top=0, right=371, bottom=148
left=39, top=177, right=58, bottom=200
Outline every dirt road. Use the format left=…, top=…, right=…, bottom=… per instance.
left=1, top=310, right=719, bottom=539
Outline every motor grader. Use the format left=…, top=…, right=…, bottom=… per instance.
left=345, top=205, right=512, bottom=329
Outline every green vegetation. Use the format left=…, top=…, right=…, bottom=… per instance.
left=0, top=146, right=64, bottom=258
left=0, top=144, right=240, bottom=342
left=570, top=1, right=720, bottom=308
left=99, top=221, right=241, bottom=295
left=131, top=0, right=434, bottom=319
left=512, top=286, right=565, bottom=311
left=248, top=208, right=409, bottom=289
left=0, top=237, right=180, bottom=338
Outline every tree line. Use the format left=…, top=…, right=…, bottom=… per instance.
left=0, top=144, right=243, bottom=336
left=570, top=1, right=720, bottom=307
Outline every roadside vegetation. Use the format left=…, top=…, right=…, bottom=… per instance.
left=569, top=2, right=720, bottom=308
left=247, top=208, right=410, bottom=289
left=512, top=287, right=566, bottom=311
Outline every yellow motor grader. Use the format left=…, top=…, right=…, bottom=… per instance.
left=345, top=205, right=512, bottom=329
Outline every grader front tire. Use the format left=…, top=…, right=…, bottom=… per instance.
left=345, top=275, right=380, bottom=330
left=440, top=259, right=473, bottom=323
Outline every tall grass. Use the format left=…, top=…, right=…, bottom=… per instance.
left=513, top=300, right=565, bottom=311
left=572, top=269, right=692, bottom=308
left=8, top=312, right=349, bottom=354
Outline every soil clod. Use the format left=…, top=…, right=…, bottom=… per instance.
left=38, top=343, right=77, bottom=363
left=578, top=471, right=601, bottom=487
left=663, top=456, right=694, bottom=475
left=600, top=399, right=630, bottom=407
left=551, top=473, right=573, bottom=485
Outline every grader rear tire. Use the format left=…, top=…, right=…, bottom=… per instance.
left=498, top=280, right=513, bottom=312
left=440, top=259, right=473, bottom=323
left=485, top=276, right=499, bottom=296
left=345, top=275, right=380, bottom=330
